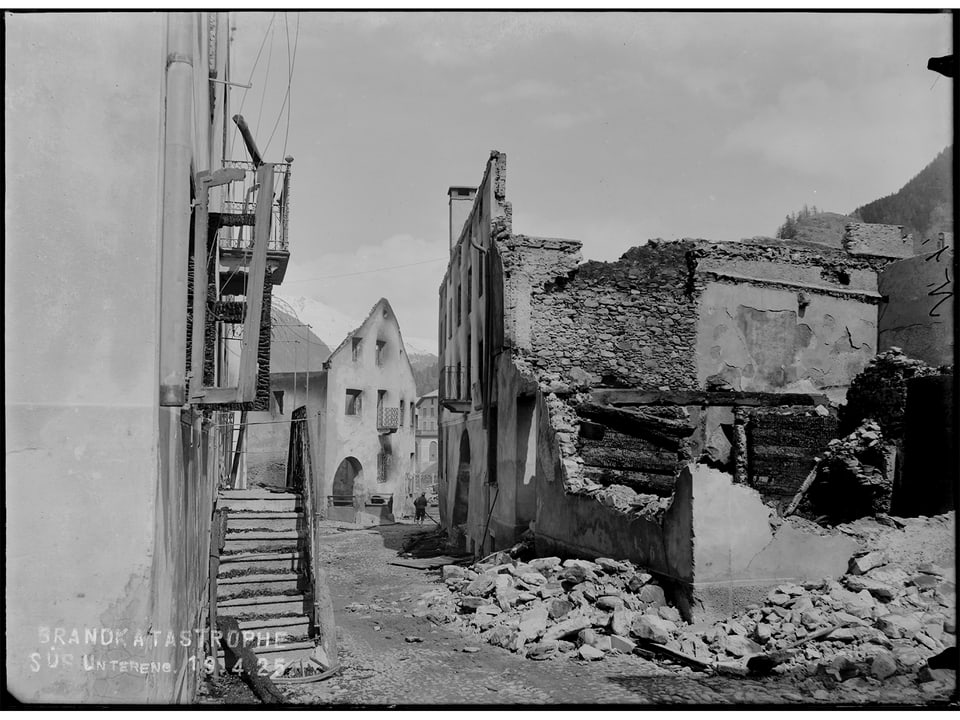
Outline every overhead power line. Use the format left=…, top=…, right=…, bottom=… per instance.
left=282, top=257, right=449, bottom=283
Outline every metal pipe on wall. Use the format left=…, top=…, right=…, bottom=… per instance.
left=159, top=12, right=196, bottom=406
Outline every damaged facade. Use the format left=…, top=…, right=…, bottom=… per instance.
left=315, top=299, right=418, bottom=525
left=6, top=13, right=292, bottom=702
left=437, top=151, right=948, bottom=619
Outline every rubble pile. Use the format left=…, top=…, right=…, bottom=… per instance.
left=412, top=514, right=954, bottom=695
left=413, top=552, right=687, bottom=661
left=669, top=544, right=955, bottom=689
left=840, top=348, right=940, bottom=437
left=804, top=421, right=895, bottom=523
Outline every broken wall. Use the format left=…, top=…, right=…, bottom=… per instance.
left=746, top=408, right=838, bottom=508
left=688, top=464, right=860, bottom=617
left=843, top=222, right=914, bottom=259
left=696, top=284, right=878, bottom=401
left=877, top=247, right=954, bottom=367
left=522, top=241, right=701, bottom=391
left=534, top=399, right=696, bottom=600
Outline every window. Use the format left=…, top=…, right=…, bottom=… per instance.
left=429, top=441, right=438, bottom=462
left=448, top=299, right=453, bottom=338
left=400, top=399, right=406, bottom=427
left=345, top=389, right=362, bottom=415
left=456, top=286, right=461, bottom=327
left=376, top=340, right=386, bottom=366
left=478, top=252, right=484, bottom=297
left=352, top=337, right=362, bottom=361
left=272, top=390, right=285, bottom=416
left=410, top=403, right=415, bottom=427
left=467, top=267, right=472, bottom=314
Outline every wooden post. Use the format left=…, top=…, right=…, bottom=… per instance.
left=217, top=616, right=286, bottom=703
left=229, top=410, right=248, bottom=489
left=208, top=508, right=227, bottom=679
left=238, top=164, right=273, bottom=402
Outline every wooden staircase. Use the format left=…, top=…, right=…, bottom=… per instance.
left=215, top=488, right=316, bottom=672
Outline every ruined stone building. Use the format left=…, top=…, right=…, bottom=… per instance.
left=315, top=299, right=418, bottom=525
left=6, top=13, right=293, bottom=702
left=436, top=151, right=941, bottom=618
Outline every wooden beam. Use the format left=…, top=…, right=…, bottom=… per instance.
left=576, top=402, right=694, bottom=449
left=589, top=389, right=830, bottom=408
left=188, top=172, right=211, bottom=402
left=217, top=616, right=286, bottom=703
left=229, top=410, right=248, bottom=489
left=238, top=163, right=274, bottom=402
left=192, top=386, right=241, bottom=404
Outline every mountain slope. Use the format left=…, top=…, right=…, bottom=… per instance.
left=852, top=145, right=952, bottom=240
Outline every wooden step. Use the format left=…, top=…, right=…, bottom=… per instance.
left=222, top=530, right=300, bottom=553
left=215, top=639, right=316, bottom=670
left=219, top=551, right=305, bottom=576
left=218, top=593, right=307, bottom=618
left=236, top=615, right=311, bottom=637
left=219, top=491, right=302, bottom=512
left=217, top=572, right=301, bottom=599
left=227, top=511, right=303, bottom=533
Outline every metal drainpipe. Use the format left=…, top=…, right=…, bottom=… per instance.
left=159, top=12, right=195, bottom=406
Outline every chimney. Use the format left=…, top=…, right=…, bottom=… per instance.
left=448, top=186, right=477, bottom=253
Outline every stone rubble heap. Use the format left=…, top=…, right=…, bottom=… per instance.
left=413, top=527, right=955, bottom=693
left=804, top=420, right=894, bottom=522
left=414, top=551, right=689, bottom=661
left=669, top=550, right=956, bottom=693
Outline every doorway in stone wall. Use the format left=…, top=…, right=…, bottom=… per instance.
left=330, top=456, right=362, bottom=522
left=452, top=430, right=471, bottom=528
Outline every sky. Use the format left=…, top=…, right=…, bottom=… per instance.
left=227, top=11, right=953, bottom=352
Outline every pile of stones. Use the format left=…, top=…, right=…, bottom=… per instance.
left=415, top=544, right=955, bottom=693
left=804, top=420, right=895, bottom=522
left=414, top=552, right=688, bottom=661
left=669, top=551, right=955, bottom=689
left=840, top=347, right=942, bottom=437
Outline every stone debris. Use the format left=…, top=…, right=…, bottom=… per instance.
left=804, top=421, right=896, bottom=522
left=667, top=539, right=955, bottom=687
left=416, top=553, right=687, bottom=662
left=410, top=512, right=954, bottom=697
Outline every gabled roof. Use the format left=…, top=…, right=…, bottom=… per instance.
left=324, top=298, right=416, bottom=380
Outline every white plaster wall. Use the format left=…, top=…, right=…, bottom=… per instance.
left=697, top=281, right=878, bottom=400
left=4, top=13, right=167, bottom=702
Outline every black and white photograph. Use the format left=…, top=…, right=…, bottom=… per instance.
left=4, top=8, right=956, bottom=708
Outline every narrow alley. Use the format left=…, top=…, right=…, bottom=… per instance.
left=258, top=522, right=947, bottom=706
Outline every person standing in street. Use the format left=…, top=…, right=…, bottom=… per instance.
left=413, top=492, right=428, bottom=526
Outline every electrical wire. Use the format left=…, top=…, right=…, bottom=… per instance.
left=229, top=12, right=276, bottom=160
left=282, top=257, right=449, bottom=283
left=281, top=12, right=300, bottom=159
left=264, top=11, right=300, bottom=156
left=254, top=21, right=275, bottom=140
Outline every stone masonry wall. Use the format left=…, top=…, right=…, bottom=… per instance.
left=843, top=222, right=914, bottom=259
left=521, top=240, right=702, bottom=392
left=746, top=407, right=838, bottom=508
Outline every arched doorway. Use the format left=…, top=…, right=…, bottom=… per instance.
left=330, top=457, right=362, bottom=522
left=452, top=431, right=470, bottom=527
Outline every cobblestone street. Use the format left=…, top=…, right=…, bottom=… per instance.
left=281, top=523, right=951, bottom=707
